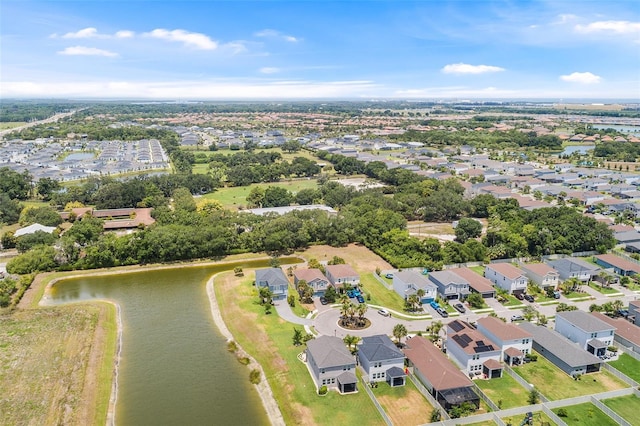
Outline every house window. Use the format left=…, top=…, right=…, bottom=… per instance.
left=331, top=378, right=335, bottom=384
left=591, top=333, right=597, bottom=338
left=321, top=369, right=325, bottom=374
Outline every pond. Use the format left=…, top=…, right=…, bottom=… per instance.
left=47, top=258, right=300, bottom=425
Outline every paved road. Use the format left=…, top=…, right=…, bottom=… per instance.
left=0, top=110, right=80, bottom=138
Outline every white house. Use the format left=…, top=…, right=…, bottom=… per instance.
left=306, top=336, right=357, bottom=393
left=484, top=263, right=528, bottom=295
left=392, top=270, right=437, bottom=303
left=554, top=311, right=615, bottom=357
left=446, top=320, right=503, bottom=378
left=476, top=316, right=532, bottom=366
left=427, top=270, right=471, bottom=300
left=324, top=264, right=360, bottom=288
left=519, top=263, right=559, bottom=289
left=357, top=335, right=406, bottom=386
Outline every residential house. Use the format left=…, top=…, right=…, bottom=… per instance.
left=324, top=264, right=360, bottom=289
left=519, top=322, right=602, bottom=376
left=392, top=270, right=438, bottom=303
left=404, top=336, right=480, bottom=410
left=427, top=270, right=471, bottom=300
left=554, top=311, right=615, bottom=357
left=484, top=263, right=528, bottom=295
left=519, top=263, right=559, bottom=289
left=357, top=335, right=406, bottom=386
left=446, top=320, right=503, bottom=378
left=306, top=336, right=357, bottom=393
left=255, top=268, right=289, bottom=299
left=293, top=268, right=330, bottom=295
left=629, top=300, right=640, bottom=326
left=616, top=230, right=640, bottom=246
left=476, top=316, right=532, bottom=366
left=592, top=312, right=640, bottom=355
left=546, top=258, right=599, bottom=282
left=447, top=267, right=496, bottom=298
left=594, top=254, right=640, bottom=277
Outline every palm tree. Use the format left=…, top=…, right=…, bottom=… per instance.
left=343, top=334, right=360, bottom=354
left=407, top=294, right=420, bottom=312
left=393, top=324, right=408, bottom=346
left=612, top=299, right=624, bottom=313
left=356, top=303, right=368, bottom=326
left=416, top=289, right=426, bottom=308
left=427, top=320, right=444, bottom=341
left=598, top=271, right=612, bottom=289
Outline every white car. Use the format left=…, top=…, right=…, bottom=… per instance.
left=378, top=308, right=390, bottom=317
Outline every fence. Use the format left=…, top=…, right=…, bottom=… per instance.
left=602, top=362, right=639, bottom=387
left=472, top=382, right=499, bottom=412
left=620, top=346, right=640, bottom=361
left=359, top=375, right=393, bottom=426
left=408, top=374, right=450, bottom=421
left=502, top=365, right=550, bottom=403
left=591, top=396, right=631, bottom=426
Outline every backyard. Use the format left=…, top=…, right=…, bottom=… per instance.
left=601, top=394, right=640, bottom=425
left=215, top=269, right=385, bottom=425
left=552, top=402, right=618, bottom=426
left=608, top=353, right=640, bottom=383
left=513, top=352, right=628, bottom=400
left=474, top=374, right=530, bottom=409
left=501, top=411, right=557, bottom=426
left=372, top=380, right=435, bottom=425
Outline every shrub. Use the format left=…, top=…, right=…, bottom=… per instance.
left=318, top=385, right=328, bottom=395
left=557, top=408, right=568, bottom=417
left=249, top=369, right=261, bottom=384
left=227, top=341, right=238, bottom=352
left=237, top=357, right=250, bottom=365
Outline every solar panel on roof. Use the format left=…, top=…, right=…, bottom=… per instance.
left=452, top=335, right=470, bottom=348
left=462, top=335, right=473, bottom=345
left=450, top=321, right=465, bottom=332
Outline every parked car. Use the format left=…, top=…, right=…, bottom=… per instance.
left=515, top=293, right=525, bottom=300
left=524, top=294, right=535, bottom=303
left=511, top=315, right=524, bottom=321
left=385, top=273, right=394, bottom=279
left=320, top=297, right=328, bottom=305
left=356, top=295, right=365, bottom=303
left=437, top=308, right=449, bottom=318
left=618, top=309, right=629, bottom=318
left=454, top=303, right=466, bottom=313
left=378, top=308, right=390, bottom=317
left=553, top=291, right=561, bottom=299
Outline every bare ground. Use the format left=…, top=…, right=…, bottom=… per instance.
left=376, top=386, right=434, bottom=425
left=297, top=243, right=392, bottom=273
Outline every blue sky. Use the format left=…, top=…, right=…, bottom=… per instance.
left=1, top=0, right=639, bottom=100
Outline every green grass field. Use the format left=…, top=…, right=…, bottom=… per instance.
left=475, top=374, right=530, bottom=409
left=359, top=273, right=407, bottom=313
left=0, top=121, right=26, bottom=130
left=502, top=411, right=557, bottom=426
left=588, top=283, right=622, bottom=295
left=608, top=353, right=640, bottom=383
left=553, top=402, right=618, bottom=426
left=201, top=179, right=319, bottom=209
left=513, top=352, right=627, bottom=400
left=601, top=394, right=640, bottom=425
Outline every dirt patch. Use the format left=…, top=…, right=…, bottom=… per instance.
left=376, top=386, right=434, bottom=425
left=298, top=244, right=391, bottom=274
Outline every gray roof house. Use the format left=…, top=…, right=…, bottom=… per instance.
left=306, top=336, right=357, bottom=393
left=255, top=268, right=289, bottom=299
left=546, top=258, right=600, bottom=282
left=357, top=335, right=406, bottom=386
left=554, top=311, right=615, bottom=357
left=392, top=270, right=438, bottom=303
left=519, top=322, right=602, bottom=377
left=428, top=270, right=471, bottom=300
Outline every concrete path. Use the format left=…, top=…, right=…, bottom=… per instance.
left=273, top=298, right=313, bottom=326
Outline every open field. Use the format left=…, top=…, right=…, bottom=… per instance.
left=0, top=122, right=27, bottom=130
left=373, top=380, right=434, bottom=425
left=474, top=374, right=530, bottom=409
left=513, top=352, right=628, bottom=400
left=601, top=394, right=640, bottom=425
left=501, top=411, right=557, bottom=426
left=0, top=304, right=115, bottom=426
left=215, top=269, right=384, bottom=425
left=201, top=179, right=319, bottom=209
left=608, top=353, right=640, bottom=383
left=552, top=402, right=618, bottom=426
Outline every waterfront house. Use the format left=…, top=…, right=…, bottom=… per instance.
left=306, top=336, right=357, bottom=393
left=255, top=268, right=289, bottom=299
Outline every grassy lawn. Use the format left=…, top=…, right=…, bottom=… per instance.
left=513, top=352, right=628, bottom=400
left=475, top=374, right=530, bottom=409
left=202, top=179, right=319, bottom=209
left=503, top=295, right=525, bottom=307
left=469, top=265, right=485, bottom=275
left=192, top=163, right=210, bottom=174
left=609, top=353, right=640, bottom=383
left=465, top=421, right=496, bottom=426
left=0, top=121, right=26, bottom=129
left=359, top=273, right=407, bottom=313
left=601, top=394, right=640, bottom=425
left=502, top=411, right=557, bottom=426
left=0, top=305, right=114, bottom=426
left=372, top=380, right=434, bottom=425
left=216, top=271, right=385, bottom=425
left=552, top=402, right=618, bottom=426
left=287, top=287, right=311, bottom=318
left=588, top=283, right=622, bottom=295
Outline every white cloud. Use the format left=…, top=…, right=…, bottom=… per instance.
left=115, top=30, right=135, bottom=39
left=441, top=63, right=505, bottom=74
left=259, top=67, right=280, bottom=74
left=57, top=46, right=118, bottom=57
left=560, top=72, right=601, bottom=84
left=145, top=29, right=218, bottom=50
left=60, top=27, right=99, bottom=39
left=575, top=20, right=640, bottom=34
left=255, top=29, right=299, bottom=42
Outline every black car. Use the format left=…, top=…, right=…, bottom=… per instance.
left=320, top=297, right=328, bottom=305
left=454, top=303, right=466, bottom=313
left=524, top=294, right=535, bottom=303
left=515, top=293, right=525, bottom=300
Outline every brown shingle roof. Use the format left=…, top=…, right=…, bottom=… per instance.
left=486, top=263, right=525, bottom=280
left=592, top=312, right=640, bottom=346
left=477, top=316, right=532, bottom=341
left=520, top=263, right=558, bottom=277
left=448, top=267, right=495, bottom=294
left=595, top=254, right=640, bottom=274
left=294, top=268, right=327, bottom=282
left=325, top=264, right=359, bottom=278
left=404, top=336, right=472, bottom=391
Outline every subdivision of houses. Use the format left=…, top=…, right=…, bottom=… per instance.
left=476, top=316, right=532, bottom=366
left=554, top=311, right=615, bottom=357
left=484, top=263, right=528, bottom=295
left=255, top=268, right=289, bottom=299
left=404, top=336, right=480, bottom=410
left=305, top=336, right=357, bottom=393
left=519, top=322, right=602, bottom=376
left=445, top=320, right=503, bottom=378
left=357, top=334, right=406, bottom=386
